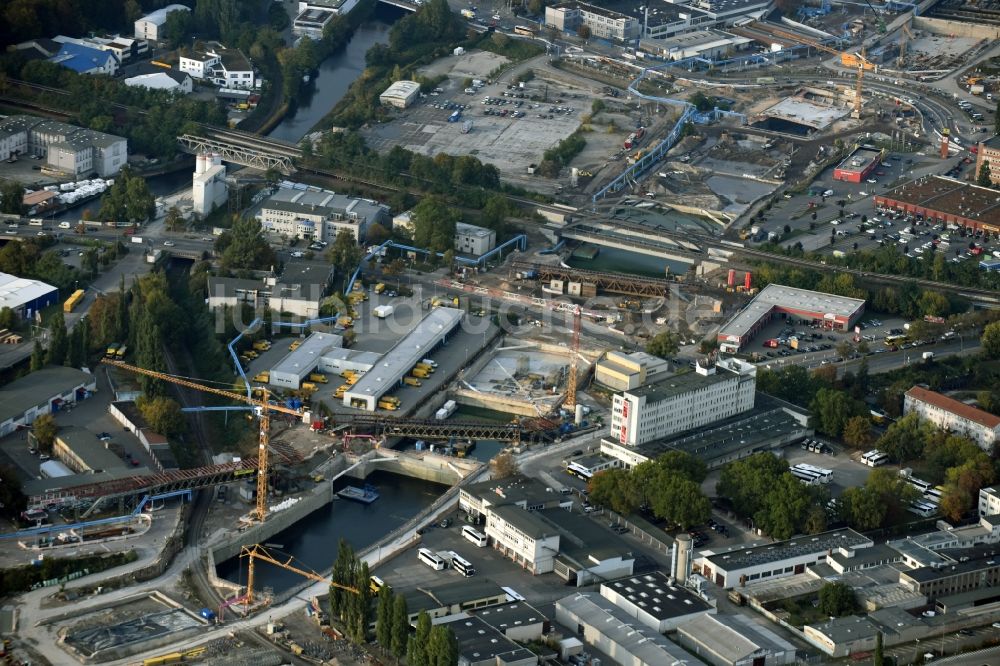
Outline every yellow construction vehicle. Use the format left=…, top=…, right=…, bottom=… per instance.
left=403, top=376, right=422, bottom=387
left=244, top=350, right=259, bottom=360
left=374, top=283, right=386, bottom=294
left=308, top=373, right=328, bottom=384
left=253, top=340, right=271, bottom=352
left=253, top=371, right=270, bottom=383
left=289, top=339, right=302, bottom=351
left=301, top=382, right=317, bottom=392
left=377, top=398, right=399, bottom=411
left=412, top=367, right=429, bottom=379
left=334, top=385, right=348, bottom=398
left=337, top=316, right=353, bottom=328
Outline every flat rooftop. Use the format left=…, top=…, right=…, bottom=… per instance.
left=445, top=616, right=535, bottom=664
left=265, top=185, right=386, bottom=222
left=602, top=571, right=712, bottom=621
left=836, top=146, right=882, bottom=174
left=702, top=528, right=871, bottom=570
left=903, top=549, right=1000, bottom=583
left=57, top=428, right=126, bottom=472
left=633, top=406, right=804, bottom=467
left=678, top=613, right=796, bottom=663
left=878, top=175, right=1000, bottom=228
left=551, top=1, right=634, bottom=20
left=0, top=367, right=94, bottom=421
left=627, top=366, right=730, bottom=404
left=473, top=601, right=547, bottom=632
left=271, top=332, right=343, bottom=377
left=345, top=307, right=462, bottom=405
left=719, top=283, right=866, bottom=341
left=761, top=96, right=848, bottom=131
left=463, top=475, right=560, bottom=508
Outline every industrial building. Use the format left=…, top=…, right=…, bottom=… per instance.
left=109, top=400, right=177, bottom=471
left=694, top=528, right=872, bottom=588
left=0, top=272, right=58, bottom=320
left=192, top=153, right=227, bottom=216
left=379, top=80, right=421, bottom=109
left=803, top=608, right=930, bottom=658
left=899, top=547, right=1000, bottom=600
left=0, top=367, right=97, bottom=437
left=975, top=135, right=1000, bottom=187
left=124, top=70, right=193, bottom=94
left=874, top=176, right=1000, bottom=235
left=259, top=184, right=390, bottom=243
left=179, top=44, right=257, bottom=89
left=609, top=357, right=757, bottom=447
left=0, top=115, right=127, bottom=177
left=298, top=0, right=360, bottom=15
left=441, top=615, right=537, bottom=666
left=904, top=386, right=1000, bottom=452
left=594, top=351, right=671, bottom=392
left=453, top=222, right=496, bottom=256
left=554, top=593, right=709, bottom=666
left=206, top=262, right=334, bottom=320
left=134, top=5, right=191, bottom=41
left=599, top=571, right=714, bottom=632
left=833, top=145, right=883, bottom=183
left=639, top=29, right=751, bottom=61
left=400, top=579, right=511, bottom=624
left=53, top=428, right=127, bottom=474
left=293, top=8, right=338, bottom=38
left=545, top=2, right=641, bottom=43
left=676, top=613, right=797, bottom=666
left=344, top=307, right=463, bottom=410
left=602, top=404, right=808, bottom=470
left=472, top=602, right=549, bottom=643
left=980, top=486, right=1000, bottom=517
left=717, top=283, right=866, bottom=353
left=270, top=332, right=344, bottom=389
left=48, top=42, right=119, bottom=76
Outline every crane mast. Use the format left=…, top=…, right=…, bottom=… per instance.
left=565, top=306, right=581, bottom=409
left=102, top=359, right=305, bottom=523
left=242, top=544, right=358, bottom=609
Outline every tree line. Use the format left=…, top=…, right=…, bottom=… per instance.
left=331, top=540, right=459, bottom=665
left=587, top=451, right=711, bottom=529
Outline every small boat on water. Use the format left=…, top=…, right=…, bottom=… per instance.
left=337, top=484, right=379, bottom=504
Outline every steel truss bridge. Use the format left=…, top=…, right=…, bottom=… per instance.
left=177, top=129, right=301, bottom=174
left=508, top=261, right=678, bottom=298
left=350, top=416, right=525, bottom=443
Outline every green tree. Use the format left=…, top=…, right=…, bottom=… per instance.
left=588, top=468, right=641, bottom=515
left=376, top=586, right=393, bottom=652
left=656, top=450, right=708, bottom=484
left=917, top=290, right=950, bottom=318
left=809, top=388, right=865, bottom=438
left=46, top=310, right=68, bottom=366
left=330, top=539, right=354, bottom=621
left=137, top=396, right=187, bottom=438
left=842, top=468, right=919, bottom=530
left=646, top=330, right=679, bottom=359
left=32, top=413, right=58, bottom=454
left=325, top=229, right=360, bottom=277
left=0, top=307, right=15, bottom=331
left=876, top=412, right=931, bottom=463
left=218, top=216, right=278, bottom=271
left=407, top=611, right=433, bottom=666
left=0, top=180, right=26, bottom=216
left=411, top=197, right=457, bottom=253
left=66, top=324, right=84, bottom=368
left=983, top=321, right=1000, bottom=359
left=874, top=631, right=884, bottom=666
left=818, top=581, right=857, bottom=617
left=390, top=593, right=410, bottom=658
left=979, top=161, right=992, bottom=187
left=939, top=483, right=971, bottom=522
left=164, top=9, right=193, bottom=49
left=842, top=416, right=874, bottom=448
left=30, top=339, right=45, bottom=371
left=134, top=308, right=167, bottom=397
left=804, top=505, right=828, bottom=534
left=492, top=452, right=520, bottom=478
left=426, top=624, right=459, bottom=666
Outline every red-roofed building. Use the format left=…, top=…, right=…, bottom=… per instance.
left=904, top=386, right=1000, bottom=452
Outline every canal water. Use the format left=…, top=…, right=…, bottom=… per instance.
left=565, top=246, right=690, bottom=278
left=267, top=6, right=403, bottom=143
left=215, top=470, right=447, bottom=594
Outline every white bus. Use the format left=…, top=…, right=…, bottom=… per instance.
left=417, top=548, right=447, bottom=571
left=909, top=500, right=938, bottom=518
left=450, top=552, right=476, bottom=577
left=862, top=450, right=888, bottom=467
left=793, top=464, right=832, bottom=484
left=462, top=525, right=489, bottom=548
left=566, top=461, right=593, bottom=481
left=924, top=486, right=944, bottom=505
left=906, top=477, right=932, bottom=494
left=791, top=468, right=823, bottom=486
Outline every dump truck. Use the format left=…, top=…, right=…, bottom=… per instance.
left=253, top=371, right=270, bottom=383
left=309, top=373, right=328, bottom=384
left=252, top=340, right=271, bottom=351
left=403, top=376, right=422, bottom=387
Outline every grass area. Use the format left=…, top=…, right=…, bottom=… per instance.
left=780, top=598, right=827, bottom=628
left=0, top=551, right=138, bottom=596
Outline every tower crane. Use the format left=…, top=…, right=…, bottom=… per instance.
left=564, top=305, right=581, bottom=409
left=102, top=359, right=308, bottom=523
left=897, top=22, right=914, bottom=69
left=750, top=22, right=876, bottom=119
left=240, top=544, right=359, bottom=608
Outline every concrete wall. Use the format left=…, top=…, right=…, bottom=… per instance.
left=211, top=481, right=335, bottom=562
left=913, top=16, right=1000, bottom=40
left=345, top=450, right=481, bottom=486
left=451, top=387, right=541, bottom=417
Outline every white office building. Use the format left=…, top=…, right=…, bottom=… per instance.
left=179, top=45, right=257, bottom=89
left=594, top=351, right=671, bottom=392
left=260, top=184, right=390, bottom=243
left=134, top=4, right=191, bottom=41
left=192, top=153, right=227, bottom=216
left=609, top=357, right=756, bottom=447
left=904, top=386, right=1000, bottom=452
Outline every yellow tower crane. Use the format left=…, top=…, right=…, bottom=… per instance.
left=752, top=22, right=876, bottom=119
left=564, top=305, right=581, bottom=410
left=240, top=544, right=359, bottom=608
left=897, top=22, right=914, bottom=69
left=102, top=359, right=307, bottom=523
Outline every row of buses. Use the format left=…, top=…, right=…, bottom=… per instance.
left=861, top=450, right=889, bottom=467
left=904, top=474, right=945, bottom=518
left=368, top=526, right=490, bottom=592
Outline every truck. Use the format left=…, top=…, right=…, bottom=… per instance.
left=373, top=304, right=394, bottom=319
left=334, top=385, right=348, bottom=399
left=115, top=345, right=127, bottom=360
left=832, top=250, right=846, bottom=258
left=415, top=363, right=434, bottom=373
left=337, top=316, right=354, bottom=328
left=309, top=373, right=328, bottom=384
left=922, top=351, right=935, bottom=361
left=436, top=399, right=457, bottom=420
left=253, top=371, right=270, bottom=383
left=377, top=398, right=399, bottom=411
left=252, top=340, right=271, bottom=351
left=301, top=382, right=317, bottom=392
left=374, top=283, right=386, bottom=294
left=448, top=110, right=461, bottom=123
left=63, top=289, right=85, bottom=313
left=461, top=8, right=476, bottom=18
left=131, top=236, right=144, bottom=244
left=412, top=367, right=430, bottom=379
left=106, top=342, right=120, bottom=357
left=403, top=376, right=422, bottom=387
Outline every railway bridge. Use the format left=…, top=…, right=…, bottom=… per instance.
left=177, top=129, right=302, bottom=174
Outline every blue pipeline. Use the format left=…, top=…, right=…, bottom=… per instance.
left=228, top=317, right=261, bottom=399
